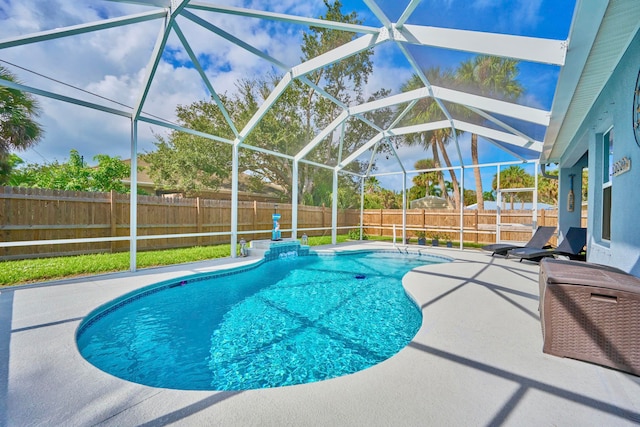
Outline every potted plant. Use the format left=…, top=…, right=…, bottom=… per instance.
left=429, top=232, right=441, bottom=247
left=446, top=237, right=453, bottom=248
left=416, top=230, right=427, bottom=246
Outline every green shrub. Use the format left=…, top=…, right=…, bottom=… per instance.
left=347, top=228, right=368, bottom=240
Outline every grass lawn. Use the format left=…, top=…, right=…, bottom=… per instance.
left=0, top=234, right=480, bottom=287
left=0, top=235, right=350, bottom=287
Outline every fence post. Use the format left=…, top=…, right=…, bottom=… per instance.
left=196, top=197, right=202, bottom=246
left=540, top=208, right=546, bottom=226
left=110, top=190, right=117, bottom=253
left=474, top=210, right=479, bottom=244
left=251, top=200, right=258, bottom=240
left=342, top=208, right=346, bottom=231
left=392, top=224, right=396, bottom=246
left=379, top=209, right=383, bottom=236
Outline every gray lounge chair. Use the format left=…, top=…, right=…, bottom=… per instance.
left=481, top=226, right=556, bottom=257
left=508, top=227, right=587, bottom=262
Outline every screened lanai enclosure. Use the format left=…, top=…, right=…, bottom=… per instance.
left=0, top=0, right=577, bottom=270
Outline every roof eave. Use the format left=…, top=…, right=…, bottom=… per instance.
left=542, top=0, right=640, bottom=165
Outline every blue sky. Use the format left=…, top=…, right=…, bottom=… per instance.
left=0, top=0, right=576, bottom=193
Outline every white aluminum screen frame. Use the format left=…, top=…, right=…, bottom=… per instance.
left=0, top=0, right=567, bottom=270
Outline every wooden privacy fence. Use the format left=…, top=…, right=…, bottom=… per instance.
left=1, top=186, right=573, bottom=260
left=0, top=186, right=359, bottom=260
left=362, top=208, right=561, bottom=245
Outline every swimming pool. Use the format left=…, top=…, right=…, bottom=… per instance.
left=76, top=250, right=447, bottom=390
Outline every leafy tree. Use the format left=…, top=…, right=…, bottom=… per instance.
left=491, top=165, right=534, bottom=209
left=363, top=179, right=402, bottom=208
left=538, top=169, right=559, bottom=205
left=333, top=186, right=361, bottom=209
left=364, top=188, right=401, bottom=209
left=411, top=159, right=439, bottom=191
left=301, top=0, right=395, bottom=201
left=0, top=66, right=44, bottom=182
left=383, top=189, right=403, bottom=209
left=300, top=0, right=373, bottom=132
left=483, top=190, right=496, bottom=202
left=12, top=149, right=132, bottom=193
left=143, top=98, right=234, bottom=196
left=90, top=154, right=131, bottom=193
left=487, top=166, right=560, bottom=208
left=456, top=56, right=524, bottom=210
left=1, top=153, right=25, bottom=185
left=144, top=1, right=387, bottom=205
left=364, top=176, right=381, bottom=194
left=464, top=189, right=496, bottom=207
left=408, top=185, right=423, bottom=202
left=409, top=158, right=449, bottom=201
left=463, top=189, right=476, bottom=206
left=22, top=149, right=91, bottom=190
left=245, top=173, right=267, bottom=194
left=363, top=192, right=383, bottom=209
left=235, top=75, right=304, bottom=201
left=400, top=70, right=461, bottom=209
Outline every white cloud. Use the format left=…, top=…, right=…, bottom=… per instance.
left=1, top=0, right=104, bottom=35
left=512, top=0, right=544, bottom=29
left=366, top=59, right=413, bottom=99
left=24, top=97, right=137, bottom=164
left=471, top=0, right=544, bottom=33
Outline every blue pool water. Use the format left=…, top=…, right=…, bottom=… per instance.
left=77, top=251, right=445, bottom=390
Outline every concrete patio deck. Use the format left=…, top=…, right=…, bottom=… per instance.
left=1, top=242, right=639, bottom=426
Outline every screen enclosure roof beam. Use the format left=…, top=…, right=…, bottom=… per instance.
left=0, top=10, right=166, bottom=49
left=399, top=24, right=567, bottom=66
left=186, top=2, right=379, bottom=34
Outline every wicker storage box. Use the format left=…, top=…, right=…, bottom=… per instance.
left=539, top=259, right=640, bottom=376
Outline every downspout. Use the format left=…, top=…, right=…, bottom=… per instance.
left=541, top=163, right=559, bottom=180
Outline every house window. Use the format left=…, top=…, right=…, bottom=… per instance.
left=602, top=128, right=613, bottom=240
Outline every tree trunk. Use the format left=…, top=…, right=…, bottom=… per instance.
left=432, top=138, right=453, bottom=208
left=437, top=137, right=460, bottom=209
left=299, top=164, right=314, bottom=204
left=471, top=133, right=484, bottom=210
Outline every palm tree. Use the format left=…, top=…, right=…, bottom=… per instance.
left=538, top=170, right=559, bottom=206
left=0, top=66, right=43, bottom=183
left=400, top=70, right=461, bottom=209
left=456, top=56, right=524, bottom=210
left=364, top=176, right=381, bottom=194
left=491, top=165, right=533, bottom=209
left=409, top=158, right=441, bottom=200
left=412, top=159, right=440, bottom=194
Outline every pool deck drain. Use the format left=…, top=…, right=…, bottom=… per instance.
left=1, top=242, right=639, bottom=426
